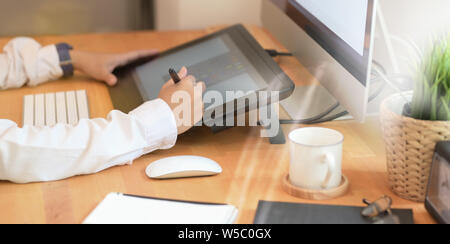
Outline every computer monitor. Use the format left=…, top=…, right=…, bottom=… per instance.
left=262, top=0, right=378, bottom=122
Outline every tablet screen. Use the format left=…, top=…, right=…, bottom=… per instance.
left=134, top=33, right=267, bottom=103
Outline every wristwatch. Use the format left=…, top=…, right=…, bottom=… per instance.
left=55, top=43, right=74, bottom=77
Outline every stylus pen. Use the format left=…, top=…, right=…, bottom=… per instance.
left=169, top=68, right=181, bottom=84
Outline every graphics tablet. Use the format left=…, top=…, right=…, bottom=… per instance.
left=109, top=24, right=294, bottom=122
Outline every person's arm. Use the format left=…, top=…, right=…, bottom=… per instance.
left=0, top=67, right=205, bottom=184
left=0, top=37, right=205, bottom=183
left=0, top=37, right=63, bottom=89
left=0, top=37, right=159, bottom=89
left=0, top=99, right=177, bottom=183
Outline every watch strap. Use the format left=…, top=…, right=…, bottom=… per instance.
left=56, top=43, right=74, bottom=77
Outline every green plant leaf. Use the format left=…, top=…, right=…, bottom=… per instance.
left=438, top=97, right=450, bottom=121
left=431, top=86, right=438, bottom=120
left=410, top=36, right=450, bottom=121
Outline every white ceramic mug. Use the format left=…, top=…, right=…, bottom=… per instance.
left=288, top=127, right=343, bottom=190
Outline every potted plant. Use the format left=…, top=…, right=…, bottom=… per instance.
left=380, top=36, right=450, bottom=202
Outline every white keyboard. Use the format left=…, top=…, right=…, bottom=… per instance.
left=23, top=90, right=90, bottom=127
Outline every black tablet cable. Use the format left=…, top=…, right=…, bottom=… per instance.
left=265, top=49, right=293, bottom=57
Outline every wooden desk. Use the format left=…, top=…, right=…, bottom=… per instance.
left=0, top=26, right=435, bottom=224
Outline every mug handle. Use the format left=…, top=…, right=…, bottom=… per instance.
left=321, top=154, right=337, bottom=189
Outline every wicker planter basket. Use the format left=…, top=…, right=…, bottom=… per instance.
left=380, top=92, right=450, bottom=202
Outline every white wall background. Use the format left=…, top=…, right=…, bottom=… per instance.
left=155, top=0, right=449, bottom=48
left=0, top=0, right=145, bottom=36
left=155, top=0, right=263, bottom=30
left=375, top=0, right=450, bottom=74
left=155, top=0, right=449, bottom=74
left=379, top=0, right=450, bottom=47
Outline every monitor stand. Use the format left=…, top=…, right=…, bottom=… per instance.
left=270, top=5, right=403, bottom=123
left=280, top=84, right=342, bottom=121
left=281, top=81, right=394, bottom=122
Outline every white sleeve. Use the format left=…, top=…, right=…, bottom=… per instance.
left=0, top=37, right=63, bottom=89
left=0, top=99, right=178, bottom=183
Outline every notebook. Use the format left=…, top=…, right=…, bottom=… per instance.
left=23, top=90, right=90, bottom=127
left=83, top=193, right=239, bottom=224
left=253, top=201, right=414, bottom=224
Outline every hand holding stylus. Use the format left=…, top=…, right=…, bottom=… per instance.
left=159, top=67, right=206, bottom=135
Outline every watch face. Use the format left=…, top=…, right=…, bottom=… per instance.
left=427, top=154, right=450, bottom=222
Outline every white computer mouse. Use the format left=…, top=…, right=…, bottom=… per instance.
left=145, top=156, right=222, bottom=180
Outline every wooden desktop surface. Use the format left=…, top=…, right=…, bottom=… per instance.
left=0, top=26, right=435, bottom=224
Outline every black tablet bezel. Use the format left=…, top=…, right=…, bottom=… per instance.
left=109, top=24, right=295, bottom=121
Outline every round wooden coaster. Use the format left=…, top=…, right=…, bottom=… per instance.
left=282, top=174, right=349, bottom=201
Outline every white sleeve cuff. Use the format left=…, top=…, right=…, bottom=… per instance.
left=27, top=44, right=63, bottom=86
left=129, top=99, right=178, bottom=151
left=1, top=38, right=63, bottom=89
